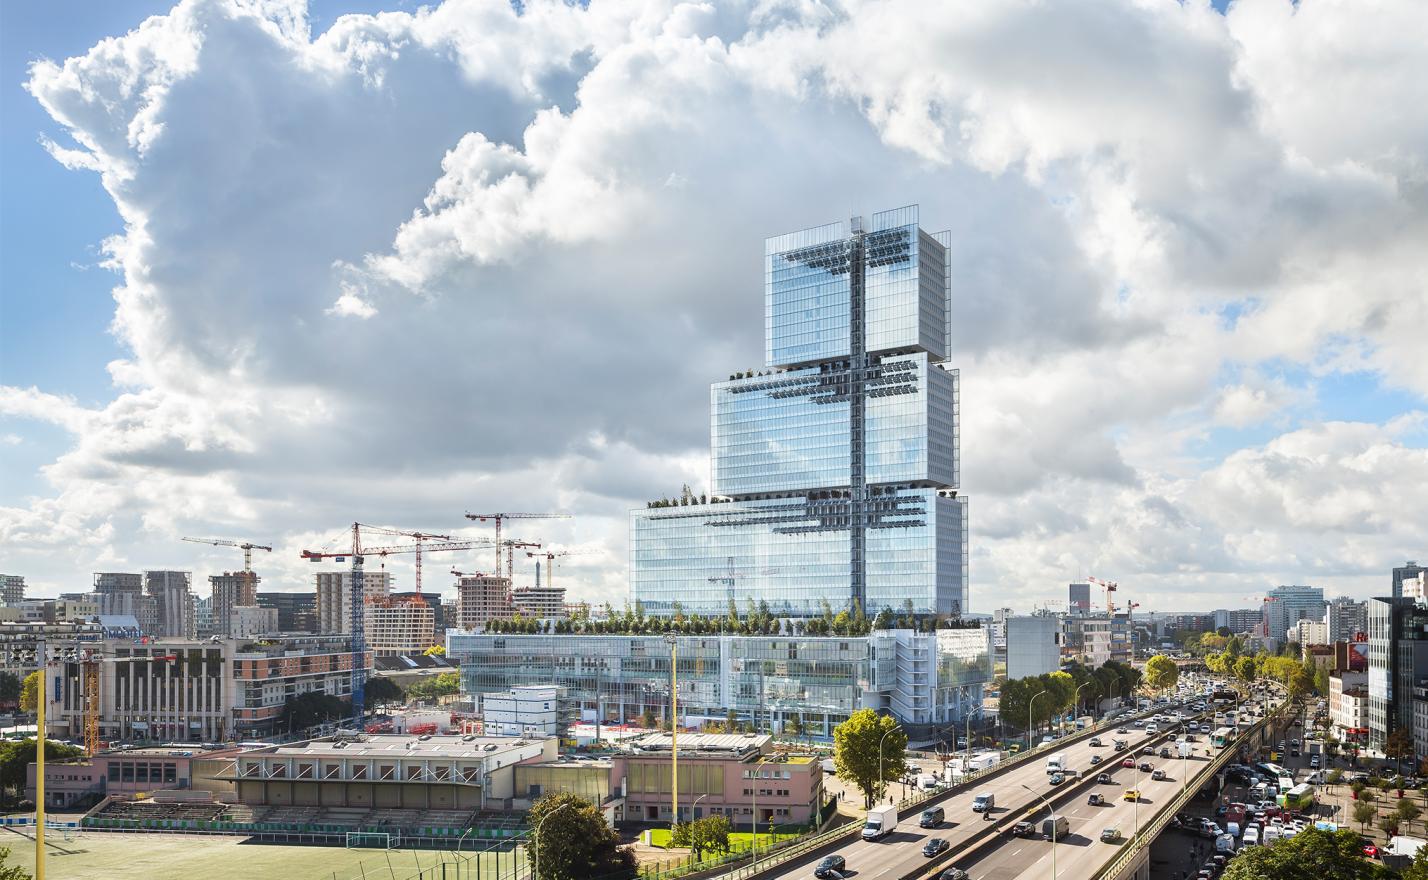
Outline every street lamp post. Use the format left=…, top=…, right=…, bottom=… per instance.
left=531, top=801, right=571, bottom=880
left=749, top=757, right=772, bottom=871
left=1019, top=783, right=1057, bottom=879
left=664, top=633, right=678, bottom=828
left=1029, top=691, right=1047, bottom=754
left=1074, top=683, right=1094, bottom=729
left=878, top=724, right=903, bottom=805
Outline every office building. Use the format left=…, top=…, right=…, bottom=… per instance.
left=0, top=575, right=24, bottom=606
left=257, top=591, right=317, bottom=633
left=1005, top=615, right=1061, bottom=679
left=208, top=572, right=258, bottom=637
left=366, top=598, right=436, bottom=657
left=1326, top=597, right=1368, bottom=642
left=448, top=626, right=991, bottom=740
left=1066, top=615, right=1133, bottom=667
left=512, top=586, right=566, bottom=620
left=194, top=596, right=213, bottom=638
left=315, top=570, right=391, bottom=634
left=1394, top=562, right=1427, bottom=600
left=629, top=206, right=968, bottom=618
left=456, top=575, right=512, bottom=629
left=1261, top=586, right=1327, bottom=646
left=1068, top=583, right=1091, bottom=615
left=145, top=570, right=196, bottom=639
left=1212, top=608, right=1262, bottom=633
left=1366, top=597, right=1428, bottom=750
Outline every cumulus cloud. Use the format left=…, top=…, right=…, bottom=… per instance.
left=3, top=0, right=1427, bottom=613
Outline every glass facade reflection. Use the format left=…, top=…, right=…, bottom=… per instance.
left=634, top=205, right=968, bottom=618
left=448, top=628, right=991, bottom=735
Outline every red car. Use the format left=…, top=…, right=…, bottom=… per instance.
left=1122, top=758, right=1136, bottom=768
left=1364, top=844, right=1380, bottom=859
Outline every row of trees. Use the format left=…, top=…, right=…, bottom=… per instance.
left=997, top=659, right=1144, bottom=735
left=1222, top=827, right=1390, bottom=879
left=487, top=597, right=980, bottom=637
left=1200, top=638, right=1328, bottom=698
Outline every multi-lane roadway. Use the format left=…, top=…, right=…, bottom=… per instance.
left=765, top=714, right=1188, bottom=880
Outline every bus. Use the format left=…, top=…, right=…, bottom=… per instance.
left=1256, top=762, right=1295, bottom=789
left=1277, top=782, right=1315, bottom=812
left=1212, top=726, right=1235, bottom=749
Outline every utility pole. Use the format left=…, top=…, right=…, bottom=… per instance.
left=665, top=633, right=678, bottom=828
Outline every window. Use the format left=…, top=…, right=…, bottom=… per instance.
left=108, top=764, right=120, bottom=782
left=164, top=764, right=176, bottom=784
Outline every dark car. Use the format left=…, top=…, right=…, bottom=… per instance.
left=923, top=838, right=950, bottom=857
left=814, top=855, right=846, bottom=878
left=1139, top=762, right=1154, bottom=772
left=939, top=870, right=970, bottom=880
left=1098, top=772, right=1113, bottom=784
left=1013, top=821, right=1037, bottom=837
left=1089, top=793, right=1105, bottom=806
left=1159, top=747, right=1171, bottom=758
left=1091, top=754, right=1103, bottom=765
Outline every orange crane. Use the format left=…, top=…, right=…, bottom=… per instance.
left=301, top=524, right=496, bottom=722
left=463, top=512, right=570, bottom=577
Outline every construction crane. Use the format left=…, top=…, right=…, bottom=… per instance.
left=80, top=648, right=178, bottom=755
left=301, top=524, right=496, bottom=724
left=463, top=512, right=571, bottom=578
left=181, top=536, right=273, bottom=572
left=1087, top=576, right=1118, bottom=616
left=502, top=541, right=541, bottom=582
left=526, top=548, right=597, bottom=589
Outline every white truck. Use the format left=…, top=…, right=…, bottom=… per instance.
left=967, top=751, right=1000, bottom=772
left=862, top=804, right=899, bottom=841
left=1046, top=752, right=1067, bottom=775
left=1178, top=740, right=1194, bottom=758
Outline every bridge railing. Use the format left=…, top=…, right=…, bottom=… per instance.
left=1092, top=686, right=1291, bottom=880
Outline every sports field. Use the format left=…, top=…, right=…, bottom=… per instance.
left=0, top=830, right=526, bottom=880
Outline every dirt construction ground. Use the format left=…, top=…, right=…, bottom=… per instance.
left=0, top=829, right=526, bottom=880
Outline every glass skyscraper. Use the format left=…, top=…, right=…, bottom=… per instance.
left=631, top=206, right=967, bottom=618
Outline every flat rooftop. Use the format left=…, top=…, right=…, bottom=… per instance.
left=248, top=734, right=549, bottom=760
left=626, top=732, right=770, bottom=759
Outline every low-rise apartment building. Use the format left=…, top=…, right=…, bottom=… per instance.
left=1330, top=669, right=1369, bottom=743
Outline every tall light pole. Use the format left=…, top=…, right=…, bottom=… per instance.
left=664, top=633, right=678, bottom=828
left=532, top=801, right=571, bottom=880
left=1029, top=691, right=1047, bottom=754
left=1020, top=783, right=1057, bottom=879
left=1074, top=683, right=1094, bottom=729
left=749, top=756, right=772, bottom=870
left=878, top=724, right=903, bottom=805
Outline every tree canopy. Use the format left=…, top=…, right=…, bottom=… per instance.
left=0, top=738, right=85, bottom=793
left=1221, top=828, right=1389, bottom=880
left=1143, top=655, right=1178, bottom=692
left=279, top=692, right=349, bottom=731
left=833, top=709, right=908, bottom=808
left=18, top=672, right=39, bottom=714
left=406, top=672, right=460, bottom=702
left=527, top=791, right=636, bottom=880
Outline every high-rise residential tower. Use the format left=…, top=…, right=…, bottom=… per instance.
left=630, top=206, right=968, bottom=618
left=1393, top=562, right=1427, bottom=600
left=145, top=569, right=196, bottom=638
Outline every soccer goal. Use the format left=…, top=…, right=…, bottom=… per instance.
left=345, top=831, right=399, bottom=850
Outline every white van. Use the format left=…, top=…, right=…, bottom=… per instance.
left=1243, top=827, right=1261, bottom=847
left=972, top=792, right=995, bottom=813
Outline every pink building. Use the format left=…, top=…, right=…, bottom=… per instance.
left=609, top=732, right=824, bottom=830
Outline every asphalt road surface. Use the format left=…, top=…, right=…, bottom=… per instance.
left=769, top=717, right=1182, bottom=880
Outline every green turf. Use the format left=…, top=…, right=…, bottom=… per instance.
left=0, top=830, right=526, bottom=880
left=645, top=828, right=796, bottom=850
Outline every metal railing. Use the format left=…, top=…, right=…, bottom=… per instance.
left=1091, top=687, right=1292, bottom=880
